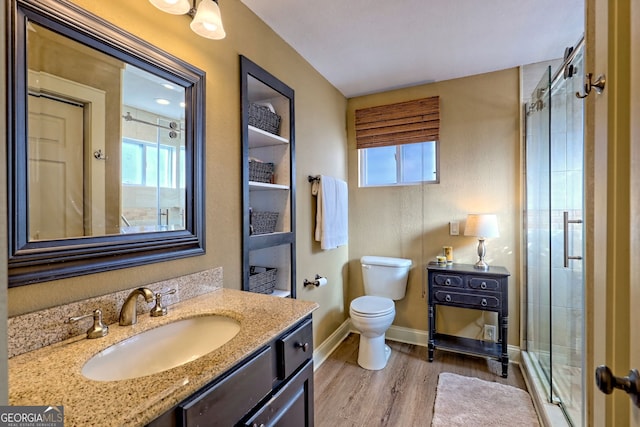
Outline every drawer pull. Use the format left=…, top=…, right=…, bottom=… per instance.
left=445, top=278, right=451, bottom=286
left=481, top=298, right=488, bottom=307
left=295, top=342, right=309, bottom=352
left=481, top=282, right=487, bottom=289
left=445, top=294, right=452, bottom=302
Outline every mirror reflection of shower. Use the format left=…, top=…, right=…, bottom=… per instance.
left=120, top=64, right=186, bottom=233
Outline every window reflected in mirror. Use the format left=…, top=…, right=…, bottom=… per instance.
left=27, top=22, right=187, bottom=241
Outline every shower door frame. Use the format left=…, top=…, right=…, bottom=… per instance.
left=523, top=39, right=586, bottom=427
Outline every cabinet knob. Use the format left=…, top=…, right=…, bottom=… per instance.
left=481, top=298, right=488, bottom=307
left=295, top=342, right=309, bottom=352
left=480, top=282, right=487, bottom=289
left=444, top=279, right=451, bottom=286
left=445, top=294, right=452, bottom=302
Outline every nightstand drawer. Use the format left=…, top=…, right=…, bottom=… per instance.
left=432, top=274, right=464, bottom=288
left=433, top=290, right=500, bottom=309
left=468, top=277, right=501, bottom=291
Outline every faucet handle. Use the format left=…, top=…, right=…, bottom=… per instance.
left=67, top=309, right=109, bottom=339
left=150, top=289, right=177, bottom=317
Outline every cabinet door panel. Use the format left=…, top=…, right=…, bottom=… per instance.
left=243, top=359, right=314, bottom=427
left=179, top=347, right=272, bottom=427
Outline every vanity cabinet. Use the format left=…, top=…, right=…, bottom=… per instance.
left=240, top=56, right=296, bottom=298
left=148, top=316, right=313, bottom=427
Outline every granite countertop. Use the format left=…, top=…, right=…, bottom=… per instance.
left=9, top=289, right=318, bottom=426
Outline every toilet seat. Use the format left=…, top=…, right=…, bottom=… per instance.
left=350, top=296, right=395, bottom=317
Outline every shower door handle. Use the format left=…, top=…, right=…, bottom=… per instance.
left=563, top=211, right=583, bottom=268
left=595, top=365, right=640, bottom=408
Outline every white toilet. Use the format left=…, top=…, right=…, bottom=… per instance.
left=350, top=256, right=412, bottom=370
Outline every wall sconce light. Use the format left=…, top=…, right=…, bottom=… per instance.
left=464, top=214, right=499, bottom=270
left=149, top=0, right=226, bottom=40
left=149, top=0, right=191, bottom=15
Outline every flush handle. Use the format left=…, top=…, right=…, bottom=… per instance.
left=595, top=365, right=640, bottom=407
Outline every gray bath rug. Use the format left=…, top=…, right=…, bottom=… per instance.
left=431, top=372, right=540, bottom=426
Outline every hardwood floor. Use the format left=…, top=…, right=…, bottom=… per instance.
left=314, top=334, right=529, bottom=427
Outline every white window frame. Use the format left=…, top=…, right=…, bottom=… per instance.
left=358, top=140, right=440, bottom=187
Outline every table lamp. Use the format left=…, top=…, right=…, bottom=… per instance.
left=464, top=214, right=499, bottom=270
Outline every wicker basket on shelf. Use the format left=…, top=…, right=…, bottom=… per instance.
left=249, top=103, right=281, bottom=135
left=250, top=209, right=279, bottom=235
left=248, top=160, right=274, bottom=183
left=249, top=266, right=277, bottom=294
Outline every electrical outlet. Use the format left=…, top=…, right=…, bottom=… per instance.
left=483, top=324, right=496, bottom=341
left=449, top=221, right=459, bottom=236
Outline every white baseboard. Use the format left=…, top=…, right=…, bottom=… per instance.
left=313, top=319, right=352, bottom=371
left=386, top=324, right=429, bottom=346
left=313, top=318, right=521, bottom=369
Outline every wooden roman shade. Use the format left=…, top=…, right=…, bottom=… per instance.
left=355, top=96, right=440, bottom=149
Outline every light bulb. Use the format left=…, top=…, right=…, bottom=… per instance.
left=149, top=0, right=191, bottom=15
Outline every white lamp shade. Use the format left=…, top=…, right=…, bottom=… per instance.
left=190, top=0, right=226, bottom=40
left=149, top=0, right=191, bottom=15
left=464, top=214, right=499, bottom=238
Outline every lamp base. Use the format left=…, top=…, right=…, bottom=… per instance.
left=475, top=238, right=490, bottom=270
left=474, top=260, right=489, bottom=270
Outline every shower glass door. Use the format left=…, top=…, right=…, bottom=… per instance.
left=526, top=65, right=553, bottom=400
left=549, top=47, right=584, bottom=426
left=525, top=43, right=585, bottom=427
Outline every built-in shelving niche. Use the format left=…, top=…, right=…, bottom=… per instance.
left=241, top=56, right=296, bottom=298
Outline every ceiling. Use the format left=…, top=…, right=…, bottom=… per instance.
left=239, top=0, right=584, bottom=98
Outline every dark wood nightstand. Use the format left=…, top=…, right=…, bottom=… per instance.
left=426, top=262, right=510, bottom=377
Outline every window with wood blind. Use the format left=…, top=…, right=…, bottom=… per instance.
left=356, top=96, right=440, bottom=187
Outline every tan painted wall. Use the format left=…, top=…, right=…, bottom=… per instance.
left=346, top=69, right=522, bottom=346
left=6, top=1, right=348, bottom=351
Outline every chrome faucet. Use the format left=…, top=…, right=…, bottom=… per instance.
left=119, top=287, right=155, bottom=326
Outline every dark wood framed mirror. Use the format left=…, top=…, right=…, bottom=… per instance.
left=7, top=0, right=206, bottom=286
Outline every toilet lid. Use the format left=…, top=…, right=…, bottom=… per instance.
left=350, top=296, right=395, bottom=317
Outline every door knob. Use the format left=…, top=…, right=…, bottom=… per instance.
left=595, top=365, right=640, bottom=407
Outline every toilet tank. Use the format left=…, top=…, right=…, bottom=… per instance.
left=360, top=256, right=412, bottom=300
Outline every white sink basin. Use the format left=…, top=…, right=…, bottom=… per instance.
left=82, top=315, right=240, bottom=381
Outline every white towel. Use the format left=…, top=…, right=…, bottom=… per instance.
left=313, top=175, right=348, bottom=250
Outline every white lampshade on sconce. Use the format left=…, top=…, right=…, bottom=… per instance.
left=190, top=0, right=226, bottom=40
left=149, top=0, right=191, bottom=15
left=464, top=214, right=499, bottom=270
left=149, top=0, right=226, bottom=40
